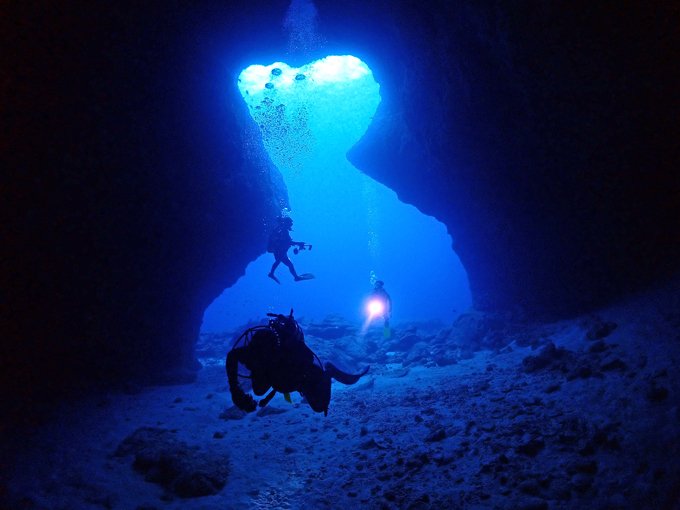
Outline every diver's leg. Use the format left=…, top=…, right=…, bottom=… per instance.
left=269, top=255, right=283, bottom=283
left=300, top=363, right=331, bottom=414
left=251, top=374, right=272, bottom=396
left=269, top=256, right=281, bottom=274
left=280, top=256, right=300, bottom=280
left=259, top=389, right=277, bottom=407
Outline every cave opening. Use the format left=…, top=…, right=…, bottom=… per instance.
left=201, top=55, right=471, bottom=332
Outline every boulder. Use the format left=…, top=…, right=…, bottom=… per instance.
left=115, top=427, right=229, bottom=498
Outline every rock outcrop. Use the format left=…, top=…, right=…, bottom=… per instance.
left=0, top=2, right=292, bottom=417
left=115, top=427, right=229, bottom=498
left=340, top=0, right=680, bottom=315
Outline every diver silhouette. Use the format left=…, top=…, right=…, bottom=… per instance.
left=267, top=216, right=314, bottom=284
left=370, top=280, right=393, bottom=338
left=226, top=311, right=369, bottom=416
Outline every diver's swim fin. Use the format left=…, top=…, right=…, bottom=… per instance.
left=268, top=273, right=280, bottom=284
left=324, top=362, right=370, bottom=385
left=295, top=273, right=315, bottom=281
left=383, top=326, right=391, bottom=339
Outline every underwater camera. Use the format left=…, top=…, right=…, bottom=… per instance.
left=293, top=243, right=313, bottom=255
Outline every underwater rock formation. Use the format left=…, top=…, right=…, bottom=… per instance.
left=339, top=0, right=680, bottom=316
left=2, top=0, right=679, bottom=418
left=0, top=2, right=291, bottom=416
left=115, top=427, right=229, bottom=497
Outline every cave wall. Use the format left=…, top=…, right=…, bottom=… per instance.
left=2, top=0, right=680, bottom=420
left=0, top=0, right=293, bottom=417
left=333, top=0, right=680, bottom=316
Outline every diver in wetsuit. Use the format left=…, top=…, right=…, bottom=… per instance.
left=267, top=216, right=313, bottom=284
left=368, top=280, right=393, bottom=338
left=371, top=281, right=392, bottom=328
left=226, top=311, right=369, bottom=416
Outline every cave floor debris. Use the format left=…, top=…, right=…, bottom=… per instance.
left=3, top=283, right=680, bottom=510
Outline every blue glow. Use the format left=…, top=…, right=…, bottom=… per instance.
left=202, top=56, right=471, bottom=331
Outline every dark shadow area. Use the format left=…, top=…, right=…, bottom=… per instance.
left=0, top=1, right=293, bottom=423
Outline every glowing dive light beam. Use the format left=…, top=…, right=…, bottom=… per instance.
left=368, top=300, right=384, bottom=317
left=360, top=300, right=386, bottom=336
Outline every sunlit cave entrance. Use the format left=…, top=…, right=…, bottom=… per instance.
left=201, top=55, right=471, bottom=332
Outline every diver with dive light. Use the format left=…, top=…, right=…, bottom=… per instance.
left=226, top=310, right=369, bottom=416
left=368, top=280, right=393, bottom=338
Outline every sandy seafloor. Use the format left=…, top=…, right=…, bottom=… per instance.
left=3, top=280, right=680, bottom=510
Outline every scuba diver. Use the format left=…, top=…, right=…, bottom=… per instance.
left=369, top=280, right=392, bottom=338
left=267, top=216, right=314, bottom=284
left=226, top=310, right=369, bottom=416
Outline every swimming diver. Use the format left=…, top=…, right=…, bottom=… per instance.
left=370, top=280, right=393, bottom=338
left=267, top=216, right=314, bottom=284
left=226, top=310, right=369, bottom=416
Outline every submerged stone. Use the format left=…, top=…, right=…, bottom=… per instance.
left=115, top=427, right=229, bottom=498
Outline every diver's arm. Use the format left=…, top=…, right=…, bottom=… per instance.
left=285, top=230, right=305, bottom=248
left=226, top=347, right=257, bottom=412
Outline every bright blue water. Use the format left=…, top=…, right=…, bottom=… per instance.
left=201, top=56, right=471, bottom=331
